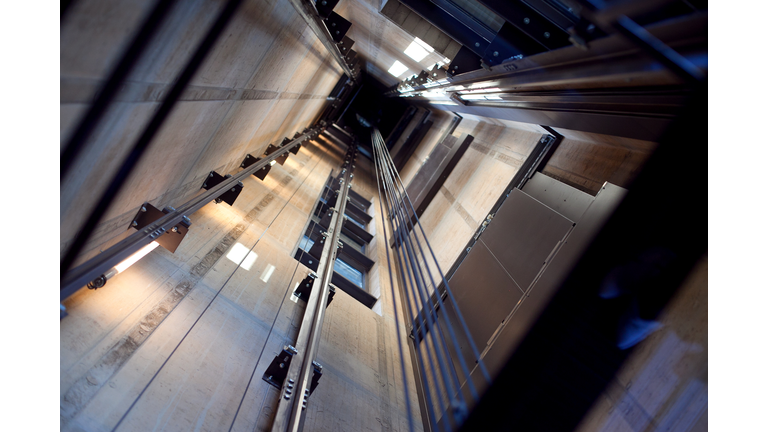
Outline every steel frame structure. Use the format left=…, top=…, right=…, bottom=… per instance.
left=389, top=11, right=705, bottom=140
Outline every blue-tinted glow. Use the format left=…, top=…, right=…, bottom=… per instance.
left=345, top=214, right=366, bottom=229
left=299, top=236, right=314, bottom=251
left=335, top=258, right=364, bottom=288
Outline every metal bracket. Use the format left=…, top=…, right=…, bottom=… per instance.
left=241, top=154, right=272, bottom=180
left=131, top=203, right=191, bottom=253
left=293, top=274, right=336, bottom=307
left=323, top=11, right=351, bottom=43
left=266, top=144, right=289, bottom=166
left=201, top=171, right=243, bottom=206
left=263, top=345, right=299, bottom=392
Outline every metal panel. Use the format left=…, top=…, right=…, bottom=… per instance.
left=323, top=11, right=351, bottom=43
left=522, top=172, right=595, bottom=223
left=478, top=0, right=571, bottom=50
left=476, top=182, right=627, bottom=381
left=314, top=0, right=340, bottom=18
left=482, top=22, right=546, bottom=67
left=444, top=240, right=524, bottom=365
left=480, top=188, right=574, bottom=291
left=446, top=45, right=482, bottom=76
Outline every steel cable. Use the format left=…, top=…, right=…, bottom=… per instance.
left=372, top=131, right=465, bottom=427
left=372, top=150, right=416, bottom=432
left=373, top=135, right=445, bottom=431
left=370, top=126, right=497, bottom=428
left=373, top=128, right=491, bottom=384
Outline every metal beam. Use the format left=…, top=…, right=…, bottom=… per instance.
left=390, top=11, right=705, bottom=95
left=389, top=12, right=706, bottom=140
left=287, top=0, right=358, bottom=79
left=271, top=147, right=357, bottom=432
left=60, top=127, right=322, bottom=301
left=477, top=0, right=571, bottom=51
left=399, top=0, right=491, bottom=57
left=429, top=0, right=498, bottom=41
left=61, top=0, right=178, bottom=181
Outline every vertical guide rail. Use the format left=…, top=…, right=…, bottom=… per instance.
left=271, top=143, right=357, bottom=432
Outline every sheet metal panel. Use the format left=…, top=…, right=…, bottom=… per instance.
left=522, top=171, right=595, bottom=223
left=444, top=240, right=524, bottom=363
left=481, top=188, right=574, bottom=291
left=478, top=182, right=628, bottom=378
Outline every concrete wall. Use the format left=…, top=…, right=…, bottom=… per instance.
left=399, top=114, right=546, bottom=288
left=60, top=134, right=422, bottom=431
left=398, top=112, right=658, bottom=289
left=575, top=257, right=708, bottom=432
left=61, top=2, right=424, bottom=431
left=61, top=0, right=345, bottom=266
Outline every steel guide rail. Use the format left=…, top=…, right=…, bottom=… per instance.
left=387, top=11, right=706, bottom=98
left=371, top=127, right=490, bottom=431
left=287, top=0, right=358, bottom=80
left=271, top=143, right=356, bottom=432
left=60, top=127, right=322, bottom=301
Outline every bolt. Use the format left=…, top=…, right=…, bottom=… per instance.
left=284, top=395, right=290, bottom=400
left=321, top=0, right=327, bottom=4
left=335, top=31, right=339, bottom=35
left=231, top=188, right=236, bottom=192
left=209, top=173, right=214, bottom=177
left=544, top=32, right=550, bottom=38
left=493, top=51, right=499, bottom=57
left=131, top=221, right=138, bottom=227
left=466, top=247, right=471, bottom=252
left=279, top=363, right=285, bottom=368
left=331, top=22, right=336, bottom=27
left=286, top=389, right=292, bottom=394
left=523, top=17, right=530, bottom=24
left=453, top=65, right=458, bottom=70
left=474, top=42, right=480, bottom=47
left=172, top=226, right=178, bottom=233
left=141, top=206, right=147, bottom=212
left=289, top=379, right=295, bottom=384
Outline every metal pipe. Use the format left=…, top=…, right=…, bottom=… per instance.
left=60, top=0, right=178, bottom=181
left=60, top=127, right=321, bottom=301
left=60, top=0, right=245, bottom=282
left=271, top=146, right=356, bottom=432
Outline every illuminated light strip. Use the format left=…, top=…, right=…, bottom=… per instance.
left=115, top=241, right=159, bottom=273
